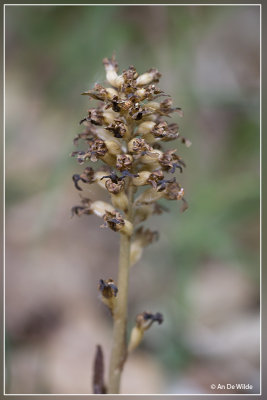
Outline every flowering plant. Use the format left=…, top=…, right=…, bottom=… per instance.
left=71, top=56, right=190, bottom=393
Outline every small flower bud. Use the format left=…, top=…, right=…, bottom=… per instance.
left=103, top=57, right=124, bottom=88
left=146, top=101, right=160, bottom=111
left=136, top=121, right=157, bottom=143
left=101, top=153, right=117, bottom=167
left=135, top=187, right=163, bottom=205
left=94, top=126, right=121, bottom=144
left=127, top=326, right=144, bottom=353
left=103, top=111, right=116, bottom=124
left=135, top=87, right=146, bottom=100
left=141, top=113, right=159, bottom=123
left=94, top=170, right=110, bottom=189
left=91, top=200, right=116, bottom=218
left=105, top=140, right=122, bottom=156
left=105, top=87, right=118, bottom=100
left=135, top=85, right=163, bottom=101
left=137, top=120, right=156, bottom=135
left=110, top=192, right=129, bottom=212
left=136, top=68, right=161, bottom=86
left=140, top=149, right=162, bottom=165
left=132, top=171, right=151, bottom=186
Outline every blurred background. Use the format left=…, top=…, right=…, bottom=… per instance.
left=5, top=5, right=260, bottom=395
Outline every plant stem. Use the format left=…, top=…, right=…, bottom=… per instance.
left=107, top=185, right=134, bottom=394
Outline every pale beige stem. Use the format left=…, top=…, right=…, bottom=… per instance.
left=107, top=185, right=134, bottom=394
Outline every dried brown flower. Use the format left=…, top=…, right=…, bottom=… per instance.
left=128, top=311, right=163, bottom=353
left=98, top=279, right=118, bottom=298
left=116, top=154, right=133, bottom=171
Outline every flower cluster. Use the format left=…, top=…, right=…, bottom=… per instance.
left=71, top=55, right=189, bottom=252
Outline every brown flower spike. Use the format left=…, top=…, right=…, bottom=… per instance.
left=71, top=56, right=190, bottom=394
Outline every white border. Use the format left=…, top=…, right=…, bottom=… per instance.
left=2, top=3, right=263, bottom=6
left=3, top=3, right=262, bottom=397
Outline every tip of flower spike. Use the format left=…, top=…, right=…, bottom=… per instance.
left=72, top=56, right=189, bottom=246
left=103, top=56, right=118, bottom=71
